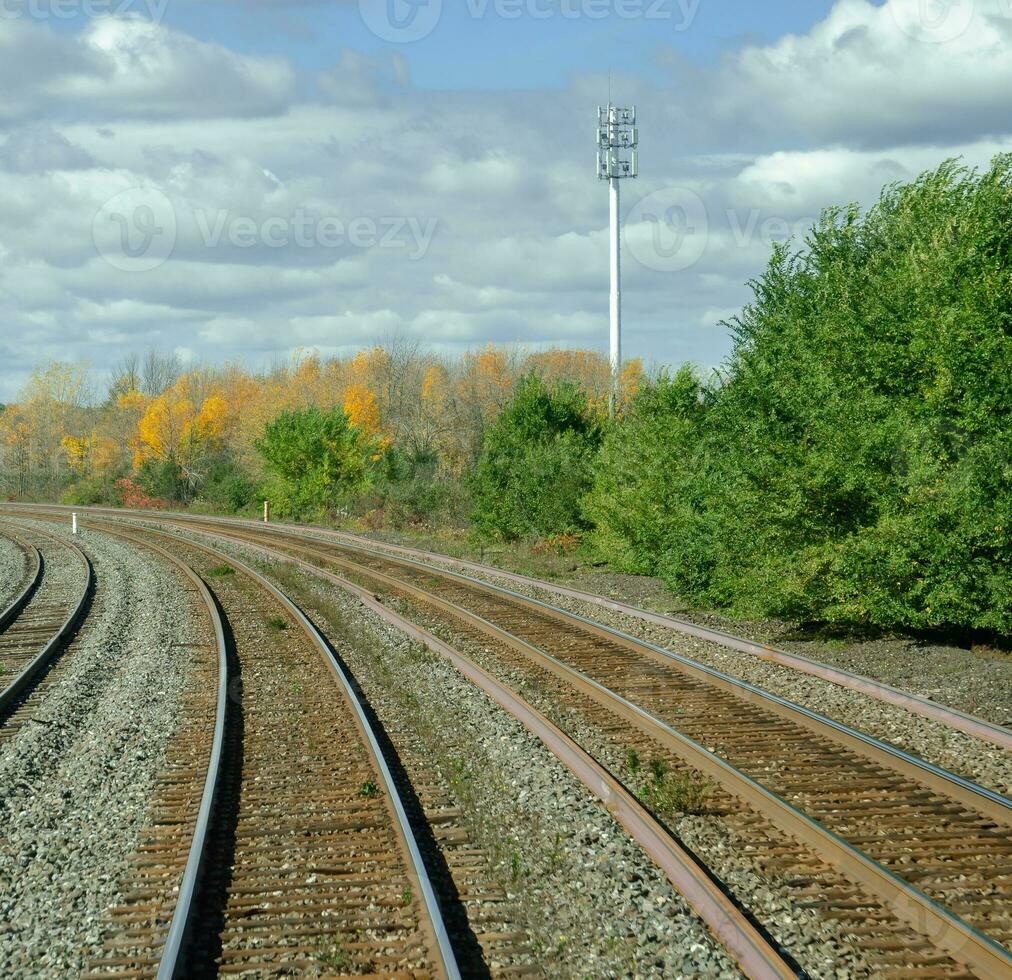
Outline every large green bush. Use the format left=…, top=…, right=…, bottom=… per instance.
left=196, top=454, right=258, bottom=513
left=592, top=156, right=1012, bottom=633
left=255, top=406, right=380, bottom=519
left=469, top=375, right=602, bottom=541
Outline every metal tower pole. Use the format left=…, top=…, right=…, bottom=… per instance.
left=610, top=174, right=621, bottom=408
left=597, top=102, right=637, bottom=418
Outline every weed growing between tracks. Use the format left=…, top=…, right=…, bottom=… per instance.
left=204, top=565, right=235, bottom=578
left=314, top=935, right=351, bottom=970
left=641, top=762, right=713, bottom=817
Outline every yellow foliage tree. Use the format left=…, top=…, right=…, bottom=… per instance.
left=133, top=377, right=230, bottom=485
left=343, top=384, right=381, bottom=437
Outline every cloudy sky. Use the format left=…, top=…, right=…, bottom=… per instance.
left=1, top=0, right=1010, bottom=399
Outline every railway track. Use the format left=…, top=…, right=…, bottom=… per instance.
left=3, top=506, right=1011, bottom=977
left=117, top=520, right=804, bottom=979
left=131, top=515, right=1012, bottom=979
left=5, top=510, right=813, bottom=977
left=12, top=504, right=1005, bottom=747
left=0, top=520, right=93, bottom=725
left=0, top=526, right=42, bottom=628
left=74, top=521, right=460, bottom=979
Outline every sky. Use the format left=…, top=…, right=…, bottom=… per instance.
left=1, top=0, right=1010, bottom=399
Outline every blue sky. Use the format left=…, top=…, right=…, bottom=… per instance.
left=159, top=0, right=842, bottom=87
left=1, top=0, right=1009, bottom=398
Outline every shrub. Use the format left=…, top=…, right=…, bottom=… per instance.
left=135, top=458, right=188, bottom=503
left=196, top=454, right=258, bottom=513
left=61, top=476, right=114, bottom=506
left=255, top=406, right=381, bottom=520
left=115, top=477, right=169, bottom=510
left=583, top=367, right=711, bottom=577
left=468, top=375, right=601, bottom=541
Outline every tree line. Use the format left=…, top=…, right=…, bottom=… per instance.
left=2, top=155, right=1008, bottom=634
left=0, top=342, right=640, bottom=526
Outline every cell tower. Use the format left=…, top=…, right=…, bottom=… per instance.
left=597, top=104, right=638, bottom=412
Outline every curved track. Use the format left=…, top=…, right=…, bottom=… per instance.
left=148, top=515, right=1012, bottom=980
left=12, top=505, right=1005, bottom=747
left=0, top=520, right=93, bottom=723
left=0, top=526, right=42, bottom=630
left=7, top=509, right=808, bottom=978
left=74, top=520, right=460, bottom=980
left=321, top=529, right=1012, bottom=751
left=3, top=506, right=1010, bottom=978
left=136, top=518, right=804, bottom=980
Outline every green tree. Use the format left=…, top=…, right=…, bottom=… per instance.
left=656, top=155, right=1012, bottom=632
left=255, top=406, right=380, bottom=519
left=469, top=375, right=601, bottom=541
left=584, top=367, right=713, bottom=580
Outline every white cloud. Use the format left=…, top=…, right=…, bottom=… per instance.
left=1, top=15, right=295, bottom=124
left=716, top=0, right=1012, bottom=148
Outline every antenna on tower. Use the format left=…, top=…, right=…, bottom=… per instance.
left=596, top=98, right=639, bottom=416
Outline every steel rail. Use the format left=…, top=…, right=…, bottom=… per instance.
left=0, top=521, right=93, bottom=718
left=164, top=518, right=1012, bottom=980
left=170, top=516, right=1012, bottom=826
left=83, top=517, right=462, bottom=980
left=0, top=525, right=42, bottom=631
left=84, top=522, right=230, bottom=980
left=125, top=516, right=801, bottom=980
left=9, top=505, right=1005, bottom=748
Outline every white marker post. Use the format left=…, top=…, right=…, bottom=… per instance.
left=72, top=513, right=78, bottom=535
left=264, top=500, right=270, bottom=524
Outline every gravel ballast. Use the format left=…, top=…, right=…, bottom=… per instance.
left=0, top=519, right=203, bottom=979
left=0, top=528, right=27, bottom=609
left=155, top=525, right=742, bottom=979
